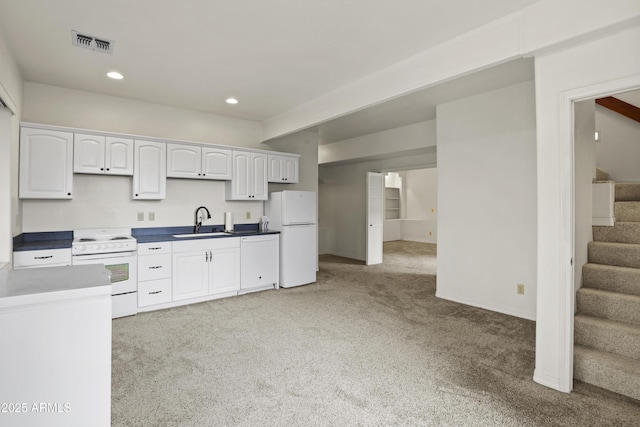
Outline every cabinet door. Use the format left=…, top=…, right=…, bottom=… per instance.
left=19, top=128, right=73, bottom=199
left=167, top=143, right=201, bottom=178
left=172, top=250, right=209, bottom=301
left=283, top=157, right=299, bottom=183
left=133, top=140, right=166, bottom=199
left=105, top=137, right=134, bottom=175
left=251, top=152, right=268, bottom=200
left=267, top=155, right=284, bottom=182
left=74, top=133, right=105, bottom=174
left=202, top=147, right=232, bottom=180
left=226, top=151, right=251, bottom=200
left=209, top=248, right=240, bottom=294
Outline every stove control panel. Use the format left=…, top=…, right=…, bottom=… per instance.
left=72, top=240, right=137, bottom=255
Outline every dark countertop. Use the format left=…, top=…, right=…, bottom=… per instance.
left=13, top=231, right=73, bottom=252
left=13, top=224, right=279, bottom=251
left=134, top=225, right=279, bottom=243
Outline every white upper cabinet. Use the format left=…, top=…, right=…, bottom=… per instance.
left=225, top=151, right=268, bottom=200
left=167, top=143, right=232, bottom=180
left=167, top=143, right=200, bottom=178
left=133, top=140, right=166, bottom=200
left=268, top=154, right=299, bottom=183
left=74, top=133, right=133, bottom=175
left=19, top=127, right=73, bottom=199
left=202, top=147, right=232, bottom=180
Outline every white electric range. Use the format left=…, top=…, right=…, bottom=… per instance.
left=71, top=228, right=138, bottom=318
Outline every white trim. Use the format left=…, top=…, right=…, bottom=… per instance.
left=592, top=218, right=615, bottom=226
left=0, top=81, right=17, bottom=115
left=557, top=74, right=640, bottom=393
left=533, top=369, right=561, bottom=390
left=435, top=290, right=536, bottom=321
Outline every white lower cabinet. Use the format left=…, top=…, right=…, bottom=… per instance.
left=13, top=248, right=71, bottom=269
left=137, top=242, right=172, bottom=308
left=172, top=237, right=240, bottom=302
left=240, top=235, right=279, bottom=292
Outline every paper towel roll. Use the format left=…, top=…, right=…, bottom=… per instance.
left=224, top=211, right=234, bottom=232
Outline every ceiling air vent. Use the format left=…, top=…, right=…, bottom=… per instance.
left=71, top=30, right=115, bottom=54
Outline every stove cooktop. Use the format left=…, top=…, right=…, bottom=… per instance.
left=72, top=228, right=137, bottom=255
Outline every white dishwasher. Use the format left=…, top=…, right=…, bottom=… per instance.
left=239, top=234, right=279, bottom=294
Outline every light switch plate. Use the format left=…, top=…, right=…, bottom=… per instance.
left=137, top=212, right=144, bottom=221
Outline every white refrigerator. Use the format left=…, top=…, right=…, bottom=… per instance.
left=266, top=191, right=317, bottom=288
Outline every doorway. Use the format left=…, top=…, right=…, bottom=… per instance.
left=382, top=168, right=437, bottom=245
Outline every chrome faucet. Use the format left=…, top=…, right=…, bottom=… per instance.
left=194, top=206, right=211, bottom=233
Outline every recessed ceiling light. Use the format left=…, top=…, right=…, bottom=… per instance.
left=226, top=98, right=238, bottom=105
left=107, top=71, right=124, bottom=80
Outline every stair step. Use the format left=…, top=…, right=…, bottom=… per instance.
left=614, top=201, right=640, bottom=222
left=576, top=288, right=640, bottom=326
left=593, top=222, right=640, bottom=244
left=574, top=314, right=640, bottom=360
left=582, top=264, right=640, bottom=296
left=615, top=183, right=640, bottom=202
left=588, top=241, right=640, bottom=269
left=595, top=168, right=609, bottom=181
left=574, top=345, right=640, bottom=401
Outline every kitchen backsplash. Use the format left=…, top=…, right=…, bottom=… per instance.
left=21, top=174, right=263, bottom=232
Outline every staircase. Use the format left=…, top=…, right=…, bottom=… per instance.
left=574, top=182, right=640, bottom=401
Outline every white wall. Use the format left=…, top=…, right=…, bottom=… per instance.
left=19, top=83, right=269, bottom=232
left=574, top=100, right=596, bottom=293
left=319, top=152, right=437, bottom=260
left=436, top=81, right=537, bottom=320
left=0, top=29, right=23, bottom=263
left=319, top=120, right=436, bottom=165
left=595, top=90, right=640, bottom=182
left=534, top=23, right=640, bottom=392
left=404, top=168, right=437, bottom=242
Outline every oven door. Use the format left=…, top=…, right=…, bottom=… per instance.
left=72, top=251, right=137, bottom=295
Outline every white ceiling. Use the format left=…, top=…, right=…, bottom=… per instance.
left=0, top=0, right=541, bottom=125
left=317, top=58, right=535, bottom=144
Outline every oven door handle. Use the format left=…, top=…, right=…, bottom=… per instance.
left=72, top=251, right=137, bottom=262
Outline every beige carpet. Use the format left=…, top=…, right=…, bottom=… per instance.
left=112, top=241, right=640, bottom=426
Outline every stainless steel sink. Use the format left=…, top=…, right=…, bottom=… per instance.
left=172, top=232, right=232, bottom=238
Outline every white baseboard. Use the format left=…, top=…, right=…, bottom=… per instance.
left=435, top=290, right=536, bottom=321
left=592, top=217, right=615, bottom=226
left=325, top=250, right=365, bottom=262
left=533, top=369, right=565, bottom=392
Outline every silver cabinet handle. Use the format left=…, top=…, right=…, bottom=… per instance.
left=34, top=255, right=53, bottom=259
left=149, top=247, right=161, bottom=250
left=149, top=290, right=162, bottom=295
left=149, top=266, right=162, bottom=269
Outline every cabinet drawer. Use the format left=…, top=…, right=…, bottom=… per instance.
left=13, top=248, right=71, bottom=268
left=138, top=254, right=172, bottom=280
left=138, top=278, right=172, bottom=307
left=138, top=242, right=172, bottom=255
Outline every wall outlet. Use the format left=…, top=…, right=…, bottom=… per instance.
left=137, top=212, right=144, bottom=221
left=148, top=212, right=155, bottom=221
left=246, top=211, right=251, bottom=219
left=517, top=283, right=525, bottom=295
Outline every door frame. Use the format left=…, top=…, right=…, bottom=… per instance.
left=557, top=74, right=640, bottom=392
left=366, top=172, right=384, bottom=265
